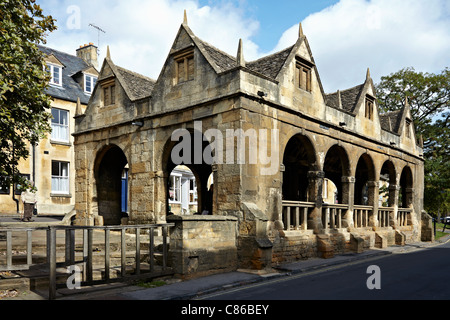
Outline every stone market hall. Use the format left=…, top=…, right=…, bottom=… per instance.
left=72, top=14, right=430, bottom=274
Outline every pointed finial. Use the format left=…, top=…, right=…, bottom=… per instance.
left=106, top=45, right=111, bottom=60
left=183, top=9, right=188, bottom=25
left=75, top=97, right=83, bottom=116
left=237, top=38, right=245, bottom=67
left=337, top=90, right=342, bottom=108
left=298, top=22, right=304, bottom=38
left=366, top=67, right=371, bottom=81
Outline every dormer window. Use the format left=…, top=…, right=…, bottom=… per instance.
left=46, top=64, right=62, bottom=86
left=174, top=48, right=194, bottom=84
left=84, top=74, right=97, bottom=94
left=295, top=57, right=313, bottom=92
left=102, top=80, right=116, bottom=106
left=365, top=95, right=375, bottom=120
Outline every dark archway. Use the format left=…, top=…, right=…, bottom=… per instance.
left=282, top=134, right=317, bottom=201
left=354, top=154, right=375, bottom=205
left=94, top=145, right=128, bottom=225
left=399, top=166, right=413, bottom=208
left=323, top=145, right=350, bottom=204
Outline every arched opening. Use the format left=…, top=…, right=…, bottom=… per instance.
left=399, top=166, right=413, bottom=208
left=380, top=160, right=396, bottom=207
left=282, top=134, right=316, bottom=201
left=94, top=145, right=128, bottom=225
left=323, top=145, right=350, bottom=204
left=163, top=129, right=213, bottom=216
left=354, top=154, right=375, bottom=205
left=168, top=165, right=198, bottom=215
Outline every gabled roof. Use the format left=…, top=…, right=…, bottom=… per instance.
left=379, top=109, right=404, bottom=134
left=98, top=54, right=156, bottom=102
left=38, top=45, right=93, bottom=104
left=325, top=84, right=365, bottom=113
left=172, top=23, right=297, bottom=82
left=247, top=46, right=295, bottom=80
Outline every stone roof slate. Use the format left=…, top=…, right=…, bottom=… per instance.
left=325, top=84, right=364, bottom=113
left=379, top=109, right=403, bottom=133
left=115, top=65, right=155, bottom=101
left=246, top=46, right=294, bottom=80
left=38, top=45, right=92, bottom=105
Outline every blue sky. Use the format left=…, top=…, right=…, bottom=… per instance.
left=37, top=0, right=449, bottom=93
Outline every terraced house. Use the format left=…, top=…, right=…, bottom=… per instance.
left=72, top=15, right=430, bottom=274
left=0, top=43, right=99, bottom=218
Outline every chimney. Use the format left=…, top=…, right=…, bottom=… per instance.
left=76, top=43, right=98, bottom=69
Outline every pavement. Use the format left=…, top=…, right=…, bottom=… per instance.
left=3, top=234, right=449, bottom=301
left=2, top=215, right=450, bottom=301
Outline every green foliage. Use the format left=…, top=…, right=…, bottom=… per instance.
left=376, top=67, right=450, bottom=215
left=0, top=0, right=56, bottom=189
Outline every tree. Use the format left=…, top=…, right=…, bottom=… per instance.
left=376, top=67, right=450, bottom=216
left=0, top=0, right=56, bottom=191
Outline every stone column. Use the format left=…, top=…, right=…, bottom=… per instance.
left=389, top=184, right=400, bottom=227
left=367, top=181, right=379, bottom=227
left=307, top=170, right=325, bottom=233
left=341, top=176, right=355, bottom=228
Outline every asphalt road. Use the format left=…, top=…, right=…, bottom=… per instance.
left=200, top=241, right=450, bottom=300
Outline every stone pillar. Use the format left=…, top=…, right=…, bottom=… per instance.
left=367, top=181, right=379, bottom=227
left=389, top=184, right=400, bottom=227
left=341, top=176, right=355, bottom=228
left=307, top=170, right=325, bottom=233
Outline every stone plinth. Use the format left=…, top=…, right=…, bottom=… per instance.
left=167, top=214, right=238, bottom=278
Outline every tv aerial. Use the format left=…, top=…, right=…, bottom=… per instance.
left=89, top=23, right=106, bottom=54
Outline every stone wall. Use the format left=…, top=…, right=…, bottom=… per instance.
left=167, top=214, right=238, bottom=278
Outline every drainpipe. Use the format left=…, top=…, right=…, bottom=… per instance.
left=11, top=141, right=19, bottom=214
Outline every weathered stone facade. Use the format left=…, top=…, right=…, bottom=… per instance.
left=73, top=17, right=427, bottom=274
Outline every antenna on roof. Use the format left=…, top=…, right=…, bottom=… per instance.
left=89, top=23, right=106, bottom=55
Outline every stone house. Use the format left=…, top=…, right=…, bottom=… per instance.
left=0, top=44, right=98, bottom=217
left=73, top=16, right=429, bottom=274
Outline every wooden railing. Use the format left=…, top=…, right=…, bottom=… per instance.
left=322, top=204, right=348, bottom=229
left=281, top=201, right=314, bottom=231
left=0, top=223, right=174, bottom=300
left=353, top=205, right=373, bottom=228
left=378, top=207, right=393, bottom=228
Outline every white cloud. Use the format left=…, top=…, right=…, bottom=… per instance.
left=273, top=0, right=450, bottom=92
left=41, top=0, right=261, bottom=80
left=40, top=0, right=449, bottom=93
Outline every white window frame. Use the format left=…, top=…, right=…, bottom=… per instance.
left=51, top=161, right=70, bottom=194
left=188, top=178, right=197, bottom=204
left=84, top=74, right=97, bottom=94
left=46, top=64, right=62, bottom=86
left=51, top=108, right=69, bottom=143
left=169, top=173, right=182, bottom=203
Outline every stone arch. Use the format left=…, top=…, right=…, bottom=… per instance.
left=93, top=144, right=128, bottom=225
left=161, top=127, right=213, bottom=216
left=399, top=165, right=414, bottom=208
left=354, top=153, right=376, bottom=205
left=323, top=144, right=351, bottom=204
left=282, top=133, right=318, bottom=201
left=380, top=160, right=397, bottom=207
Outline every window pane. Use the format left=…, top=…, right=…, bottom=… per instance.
left=60, top=109, right=68, bottom=125
left=86, top=76, right=92, bottom=92
left=53, top=67, right=60, bottom=84
left=51, top=108, right=59, bottom=124
left=52, top=161, right=60, bottom=176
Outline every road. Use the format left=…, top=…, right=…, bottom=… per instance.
left=200, top=241, right=450, bottom=300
